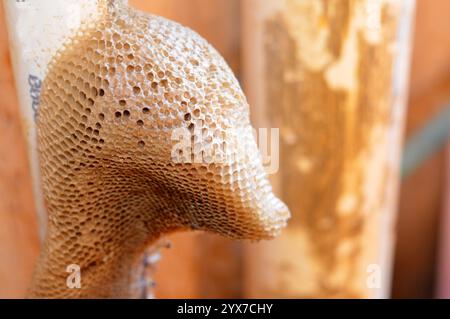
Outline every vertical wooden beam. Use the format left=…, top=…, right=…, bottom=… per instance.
left=0, top=2, right=40, bottom=298
left=242, top=0, right=415, bottom=298
left=393, top=0, right=450, bottom=299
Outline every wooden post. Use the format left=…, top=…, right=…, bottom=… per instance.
left=242, top=0, right=416, bottom=298
left=0, top=3, right=40, bottom=298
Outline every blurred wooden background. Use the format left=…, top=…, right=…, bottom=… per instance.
left=393, top=0, right=450, bottom=298
left=0, top=0, right=449, bottom=298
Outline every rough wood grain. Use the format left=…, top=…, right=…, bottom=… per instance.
left=243, top=0, right=414, bottom=298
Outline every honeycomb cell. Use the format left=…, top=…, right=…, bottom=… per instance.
left=30, top=0, right=290, bottom=298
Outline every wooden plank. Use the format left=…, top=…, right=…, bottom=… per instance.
left=394, top=151, right=445, bottom=298
left=242, top=0, right=414, bottom=298
left=392, top=0, right=450, bottom=299
left=0, top=2, right=40, bottom=298
left=404, top=0, right=450, bottom=137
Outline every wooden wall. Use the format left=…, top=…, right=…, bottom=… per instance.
left=0, top=0, right=449, bottom=298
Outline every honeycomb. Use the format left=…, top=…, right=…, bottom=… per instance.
left=29, top=0, right=290, bottom=298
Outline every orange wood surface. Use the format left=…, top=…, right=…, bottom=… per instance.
left=393, top=0, right=450, bottom=298
left=0, top=2, right=40, bottom=298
